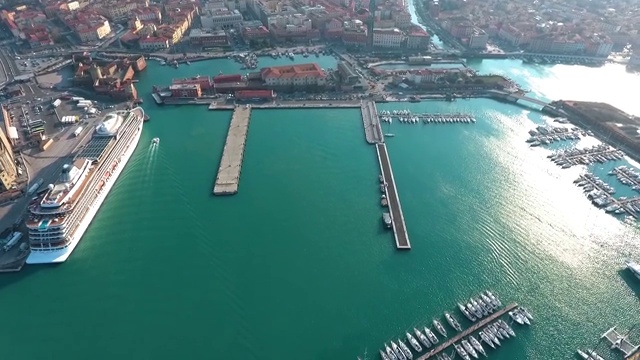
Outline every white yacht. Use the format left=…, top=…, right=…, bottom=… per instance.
left=391, top=341, right=406, bottom=360
left=454, top=343, right=471, bottom=360
left=485, top=291, right=501, bottom=307
left=478, top=331, right=495, bottom=349
left=385, top=344, right=398, bottom=360
left=433, top=319, right=448, bottom=337
left=509, top=311, right=525, bottom=325
left=398, top=339, right=413, bottom=359
left=405, top=333, right=422, bottom=353
left=520, top=307, right=533, bottom=321
left=380, top=350, right=391, bottom=360
left=414, top=328, right=431, bottom=348
left=458, top=303, right=477, bottom=322
left=469, top=336, right=486, bottom=357
left=462, top=339, right=479, bottom=359
left=498, top=319, right=516, bottom=337
left=517, top=309, right=531, bottom=325
left=586, top=349, right=605, bottom=360
left=445, top=312, right=463, bottom=331
left=576, top=349, right=590, bottom=360
left=424, top=327, right=439, bottom=344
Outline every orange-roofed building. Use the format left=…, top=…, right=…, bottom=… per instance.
left=260, top=63, right=327, bottom=88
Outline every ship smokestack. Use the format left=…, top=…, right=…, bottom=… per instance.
left=60, top=164, right=72, bottom=183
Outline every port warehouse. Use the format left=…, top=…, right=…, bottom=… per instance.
left=154, top=63, right=337, bottom=99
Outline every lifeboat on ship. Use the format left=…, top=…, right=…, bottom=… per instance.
left=97, top=180, right=105, bottom=191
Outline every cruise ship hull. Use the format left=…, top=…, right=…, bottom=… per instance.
left=26, top=114, right=143, bottom=264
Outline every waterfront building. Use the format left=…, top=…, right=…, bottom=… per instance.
left=189, top=28, right=229, bottom=48
left=528, top=35, right=585, bottom=54
left=139, top=36, right=169, bottom=50
left=373, top=28, right=404, bottom=48
left=406, top=26, right=430, bottom=49
left=201, top=8, right=243, bottom=30
left=497, top=24, right=528, bottom=47
left=342, top=26, right=367, bottom=47
left=585, top=36, right=614, bottom=57
left=260, top=63, right=327, bottom=88
left=170, top=84, right=202, bottom=98
left=0, top=115, right=17, bottom=194
left=235, top=90, right=276, bottom=101
left=468, top=29, right=488, bottom=49
left=337, top=61, right=359, bottom=84
left=174, top=75, right=213, bottom=91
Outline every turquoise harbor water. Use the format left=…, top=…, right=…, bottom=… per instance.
left=0, top=58, right=639, bottom=360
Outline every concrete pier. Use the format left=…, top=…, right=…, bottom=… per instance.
left=416, top=303, right=519, bottom=360
left=376, top=143, right=410, bottom=249
left=213, top=105, right=251, bottom=195
left=361, top=100, right=384, bottom=144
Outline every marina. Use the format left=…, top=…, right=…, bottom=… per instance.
left=610, top=166, right=640, bottom=193
left=416, top=302, right=520, bottom=360
left=602, top=327, right=640, bottom=358
left=376, top=143, right=409, bottom=249
left=373, top=290, right=530, bottom=360
left=546, top=144, right=624, bottom=168
left=574, top=173, right=640, bottom=218
left=213, top=105, right=251, bottom=195
left=525, top=125, right=584, bottom=145
left=377, top=110, right=476, bottom=125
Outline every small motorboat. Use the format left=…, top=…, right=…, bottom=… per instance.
left=152, top=137, right=160, bottom=145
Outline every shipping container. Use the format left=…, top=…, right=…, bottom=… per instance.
left=73, top=127, right=83, bottom=137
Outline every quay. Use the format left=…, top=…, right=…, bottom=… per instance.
left=209, top=100, right=360, bottom=110
left=361, top=100, right=384, bottom=144
left=376, top=143, right=410, bottom=249
left=602, top=327, right=640, bottom=358
left=213, top=105, right=252, bottom=195
left=416, top=303, right=519, bottom=360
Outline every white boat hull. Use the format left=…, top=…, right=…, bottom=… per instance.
left=27, top=119, right=142, bottom=264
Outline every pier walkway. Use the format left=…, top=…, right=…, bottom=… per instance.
left=416, top=303, right=519, bottom=360
left=602, top=327, right=640, bottom=358
left=376, top=143, right=410, bottom=249
left=213, top=105, right=251, bottom=195
left=361, top=100, right=384, bottom=144
left=209, top=100, right=360, bottom=110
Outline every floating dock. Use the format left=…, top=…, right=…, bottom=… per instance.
left=376, top=143, right=409, bottom=249
left=361, top=100, right=383, bottom=144
left=213, top=105, right=251, bottom=195
left=602, top=327, right=640, bottom=358
left=416, top=303, right=519, bottom=360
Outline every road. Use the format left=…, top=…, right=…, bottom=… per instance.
left=0, top=48, right=15, bottom=86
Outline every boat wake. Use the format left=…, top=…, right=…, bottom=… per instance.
left=145, top=144, right=158, bottom=181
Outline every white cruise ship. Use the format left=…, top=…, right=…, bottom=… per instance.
left=26, top=107, right=145, bottom=264
left=627, top=260, right=640, bottom=280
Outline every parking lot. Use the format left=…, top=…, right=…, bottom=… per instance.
left=16, top=56, right=66, bottom=73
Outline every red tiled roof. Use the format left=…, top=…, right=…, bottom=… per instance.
left=261, top=63, right=326, bottom=79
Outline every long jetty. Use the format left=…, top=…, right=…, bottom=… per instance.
left=416, top=303, right=519, bottom=360
left=213, top=105, right=251, bottom=195
left=361, top=100, right=383, bottom=144
left=376, top=143, right=410, bottom=249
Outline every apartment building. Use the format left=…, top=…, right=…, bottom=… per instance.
left=95, top=0, right=149, bottom=21
left=63, top=11, right=112, bottom=42
left=131, top=6, right=162, bottom=22
left=189, top=28, right=229, bottom=48
left=497, top=24, right=527, bottom=46
left=585, top=36, right=614, bottom=57
left=392, top=11, right=412, bottom=29
left=261, top=63, right=327, bottom=88
left=468, top=29, right=488, bottom=49
left=406, top=27, right=429, bottom=49
left=373, top=28, right=404, bottom=48
left=201, top=8, right=243, bottom=30
left=529, top=35, right=585, bottom=54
